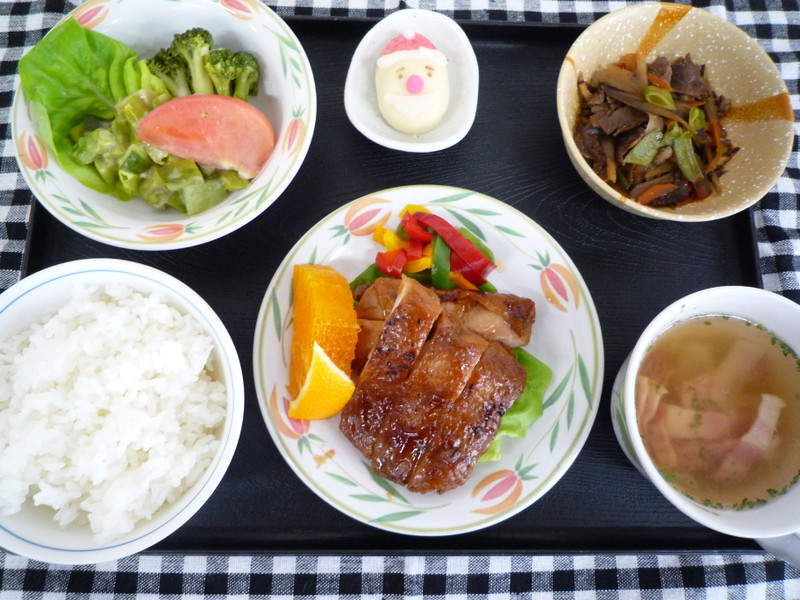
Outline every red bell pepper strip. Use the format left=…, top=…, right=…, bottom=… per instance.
left=375, top=248, right=408, bottom=277
left=400, top=211, right=435, bottom=243
left=415, top=213, right=495, bottom=284
left=406, top=237, right=424, bottom=260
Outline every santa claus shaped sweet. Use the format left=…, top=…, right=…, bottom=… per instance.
left=375, top=31, right=450, bottom=135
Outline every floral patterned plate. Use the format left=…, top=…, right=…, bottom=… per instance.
left=253, top=186, right=604, bottom=535
left=12, top=0, right=316, bottom=250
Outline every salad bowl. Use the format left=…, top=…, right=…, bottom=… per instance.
left=12, top=0, right=316, bottom=250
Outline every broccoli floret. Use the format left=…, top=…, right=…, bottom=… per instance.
left=146, top=48, right=191, bottom=98
left=232, top=51, right=260, bottom=101
left=170, top=27, right=214, bottom=95
left=204, top=48, right=237, bottom=96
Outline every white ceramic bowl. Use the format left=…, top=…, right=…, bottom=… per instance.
left=12, top=0, right=316, bottom=249
left=0, top=259, right=244, bottom=564
left=611, top=286, right=800, bottom=542
left=557, top=2, right=794, bottom=221
left=344, top=9, right=479, bottom=153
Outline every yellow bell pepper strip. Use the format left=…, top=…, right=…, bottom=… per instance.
left=373, top=225, right=406, bottom=252
left=399, top=204, right=431, bottom=217
left=404, top=255, right=433, bottom=273
left=449, top=271, right=478, bottom=290
left=414, top=212, right=496, bottom=285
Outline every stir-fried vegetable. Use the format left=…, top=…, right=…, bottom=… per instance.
left=352, top=206, right=498, bottom=293
left=573, top=53, right=740, bottom=207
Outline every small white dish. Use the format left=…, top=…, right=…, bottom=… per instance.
left=344, top=9, right=479, bottom=153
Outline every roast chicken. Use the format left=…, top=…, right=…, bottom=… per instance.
left=339, top=276, right=536, bottom=494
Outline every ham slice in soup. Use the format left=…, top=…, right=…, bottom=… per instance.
left=661, top=403, right=748, bottom=440
left=680, top=339, right=769, bottom=407
left=635, top=375, right=667, bottom=426
left=713, top=393, right=785, bottom=483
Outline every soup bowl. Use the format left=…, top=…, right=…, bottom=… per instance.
left=611, top=286, right=800, bottom=553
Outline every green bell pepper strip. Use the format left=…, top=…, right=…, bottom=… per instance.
left=430, top=235, right=453, bottom=290
left=414, top=212, right=496, bottom=285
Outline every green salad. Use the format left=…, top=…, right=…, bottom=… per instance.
left=18, top=19, right=261, bottom=215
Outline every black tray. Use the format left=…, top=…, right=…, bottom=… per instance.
left=24, top=19, right=761, bottom=554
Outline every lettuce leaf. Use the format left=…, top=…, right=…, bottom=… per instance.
left=480, top=347, right=553, bottom=462
left=18, top=18, right=138, bottom=197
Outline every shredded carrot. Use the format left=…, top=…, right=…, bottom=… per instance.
left=646, top=72, right=674, bottom=91
left=635, top=183, right=679, bottom=205
left=623, top=53, right=638, bottom=72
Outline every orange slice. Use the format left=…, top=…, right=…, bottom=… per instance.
left=288, top=264, right=359, bottom=399
left=288, top=342, right=355, bottom=420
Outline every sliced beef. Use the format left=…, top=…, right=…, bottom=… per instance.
left=648, top=56, right=672, bottom=82
left=670, top=54, right=709, bottom=98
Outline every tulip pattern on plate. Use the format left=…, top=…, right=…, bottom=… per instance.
left=254, top=185, right=604, bottom=535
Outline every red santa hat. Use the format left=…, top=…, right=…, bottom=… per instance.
left=376, top=31, right=448, bottom=69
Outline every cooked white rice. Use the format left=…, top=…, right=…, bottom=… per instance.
left=0, top=282, right=227, bottom=543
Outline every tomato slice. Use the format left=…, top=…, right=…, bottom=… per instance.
left=138, top=94, right=276, bottom=179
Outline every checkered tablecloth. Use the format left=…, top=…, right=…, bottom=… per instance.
left=2, top=0, right=800, bottom=597
left=2, top=551, right=800, bottom=597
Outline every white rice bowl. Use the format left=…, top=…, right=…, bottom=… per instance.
left=0, top=259, right=243, bottom=564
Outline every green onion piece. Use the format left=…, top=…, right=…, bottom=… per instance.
left=662, top=121, right=683, bottom=147
left=673, top=131, right=705, bottom=183
left=623, top=129, right=664, bottom=166
left=644, top=85, right=676, bottom=110
left=689, top=106, right=707, bottom=131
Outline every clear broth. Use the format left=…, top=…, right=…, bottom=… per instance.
left=636, top=315, right=800, bottom=509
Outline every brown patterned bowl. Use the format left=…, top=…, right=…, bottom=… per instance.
left=556, top=2, right=794, bottom=221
